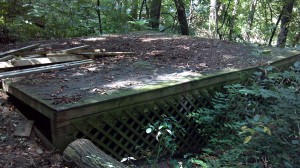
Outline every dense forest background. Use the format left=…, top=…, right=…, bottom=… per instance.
left=0, top=0, right=299, bottom=47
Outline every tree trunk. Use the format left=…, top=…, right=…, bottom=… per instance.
left=292, top=32, right=300, bottom=47
left=63, top=139, right=126, bottom=168
left=139, top=0, right=146, bottom=19
left=277, top=0, right=296, bottom=48
left=217, top=0, right=231, bottom=40
left=96, top=0, right=103, bottom=34
left=149, top=0, right=162, bottom=29
left=246, top=0, right=257, bottom=41
left=268, top=10, right=283, bottom=46
left=228, top=0, right=238, bottom=41
left=174, top=0, right=189, bottom=35
left=131, top=0, right=139, bottom=20
left=188, top=0, right=200, bottom=24
left=209, top=0, right=218, bottom=37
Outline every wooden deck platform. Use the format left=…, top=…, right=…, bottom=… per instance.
left=4, top=48, right=300, bottom=160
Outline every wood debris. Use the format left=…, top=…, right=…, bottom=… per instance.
left=14, top=120, right=34, bottom=137
left=0, top=44, right=40, bottom=57
left=0, top=44, right=135, bottom=79
left=0, top=59, right=93, bottom=79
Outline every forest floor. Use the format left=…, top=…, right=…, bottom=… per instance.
left=0, top=32, right=288, bottom=167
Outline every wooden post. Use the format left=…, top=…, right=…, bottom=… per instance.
left=63, top=139, right=126, bottom=168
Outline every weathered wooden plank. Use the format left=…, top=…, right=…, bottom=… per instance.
left=46, top=45, right=90, bottom=56
left=46, top=53, right=82, bottom=57
left=59, top=45, right=89, bottom=52
left=80, top=52, right=135, bottom=57
left=0, top=44, right=40, bottom=57
left=22, top=54, right=44, bottom=59
left=14, top=49, right=134, bottom=57
left=0, top=59, right=93, bottom=79
left=0, top=55, right=84, bottom=68
left=0, top=55, right=15, bottom=61
left=14, top=120, right=34, bottom=137
left=0, top=62, right=14, bottom=68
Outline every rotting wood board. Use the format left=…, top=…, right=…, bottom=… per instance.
left=0, top=44, right=40, bottom=57
left=0, top=55, right=84, bottom=69
left=14, top=120, right=34, bottom=137
left=0, top=55, right=15, bottom=61
left=0, top=59, right=93, bottom=79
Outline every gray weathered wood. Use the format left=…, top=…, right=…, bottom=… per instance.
left=0, top=55, right=15, bottom=61
left=0, top=44, right=40, bottom=57
left=80, top=51, right=135, bottom=56
left=0, top=56, right=84, bottom=69
left=22, top=54, right=44, bottom=59
left=14, top=120, right=34, bottom=137
left=63, top=139, right=126, bottom=168
left=0, top=59, right=93, bottom=79
left=60, top=45, right=90, bottom=52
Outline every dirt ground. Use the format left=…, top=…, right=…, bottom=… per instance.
left=0, top=91, right=66, bottom=167
left=0, top=33, right=280, bottom=167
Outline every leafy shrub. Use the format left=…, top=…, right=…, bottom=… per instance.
left=140, top=115, right=186, bottom=165
left=189, top=62, right=300, bottom=167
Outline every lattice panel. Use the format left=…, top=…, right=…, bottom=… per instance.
left=72, top=85, right=224, bottom=160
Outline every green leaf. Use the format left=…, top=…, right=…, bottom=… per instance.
left=190, top=159, right=209, bottom=168
left=283, top=161, right=293, bottom=168
left=291, top=140, right=299, bottom=145
left=146, top=128, right=152, bottom=134
left=253, top=114, right=260, bottom=122
left=263, top=126, right=271, bottom=135
left=244, top=136, right=252, bottom=144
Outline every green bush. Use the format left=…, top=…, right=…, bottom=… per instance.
left=189, top=62, right=300, bottom=167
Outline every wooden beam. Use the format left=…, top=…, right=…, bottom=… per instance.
left=79, top=51, right=136, bottom=56
left=13, top=49, right=134, bottom=58
left=46, top=53, right=82, bottom=57
left=14, top=45, right=89, bottom=56
left=22, top=54, right=44, bottom=59
left=0, top=55, right=84, bottom=68
left=0, top=59, right=93, bottom=79
left=0, top=55, right=15, bottom=61
left=0, top=44, right=40, bottom=57
left=59, top=45, right=90, bottom=52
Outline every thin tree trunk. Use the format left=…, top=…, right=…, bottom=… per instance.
left=188, top=0, right=194, bottom=24
left=96, top=0, right=103, bottom=34
left=246, top=0, right=257, bottom=41
left=292, top=32, right=300, bottom=47
left=139, top=0, right=146, bottom=19
left=174, top=0, right=189, bottom=35
left=188, top=0, right=200, bottom=24
left=131, top=0, right=139, bottom=20
left=268, top=10, right=283, bottom=46
left=149, top=0, right=162, bottom=29
left=209, top=0, right=218, bottom=37
left=217, top=0, right=231, bottom=39
left=277, top=0, right=296, bottom=47
left=228, top=0, right=238, bottom=41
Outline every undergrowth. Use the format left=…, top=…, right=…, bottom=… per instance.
left=189, top=61, right=300, bottom=167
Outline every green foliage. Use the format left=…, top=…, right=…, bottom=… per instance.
left=189, top=61, right=300, bottom=167
left=141, top=115, right=186, bottom=165
left=0, top=0, right=299, bottom=46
